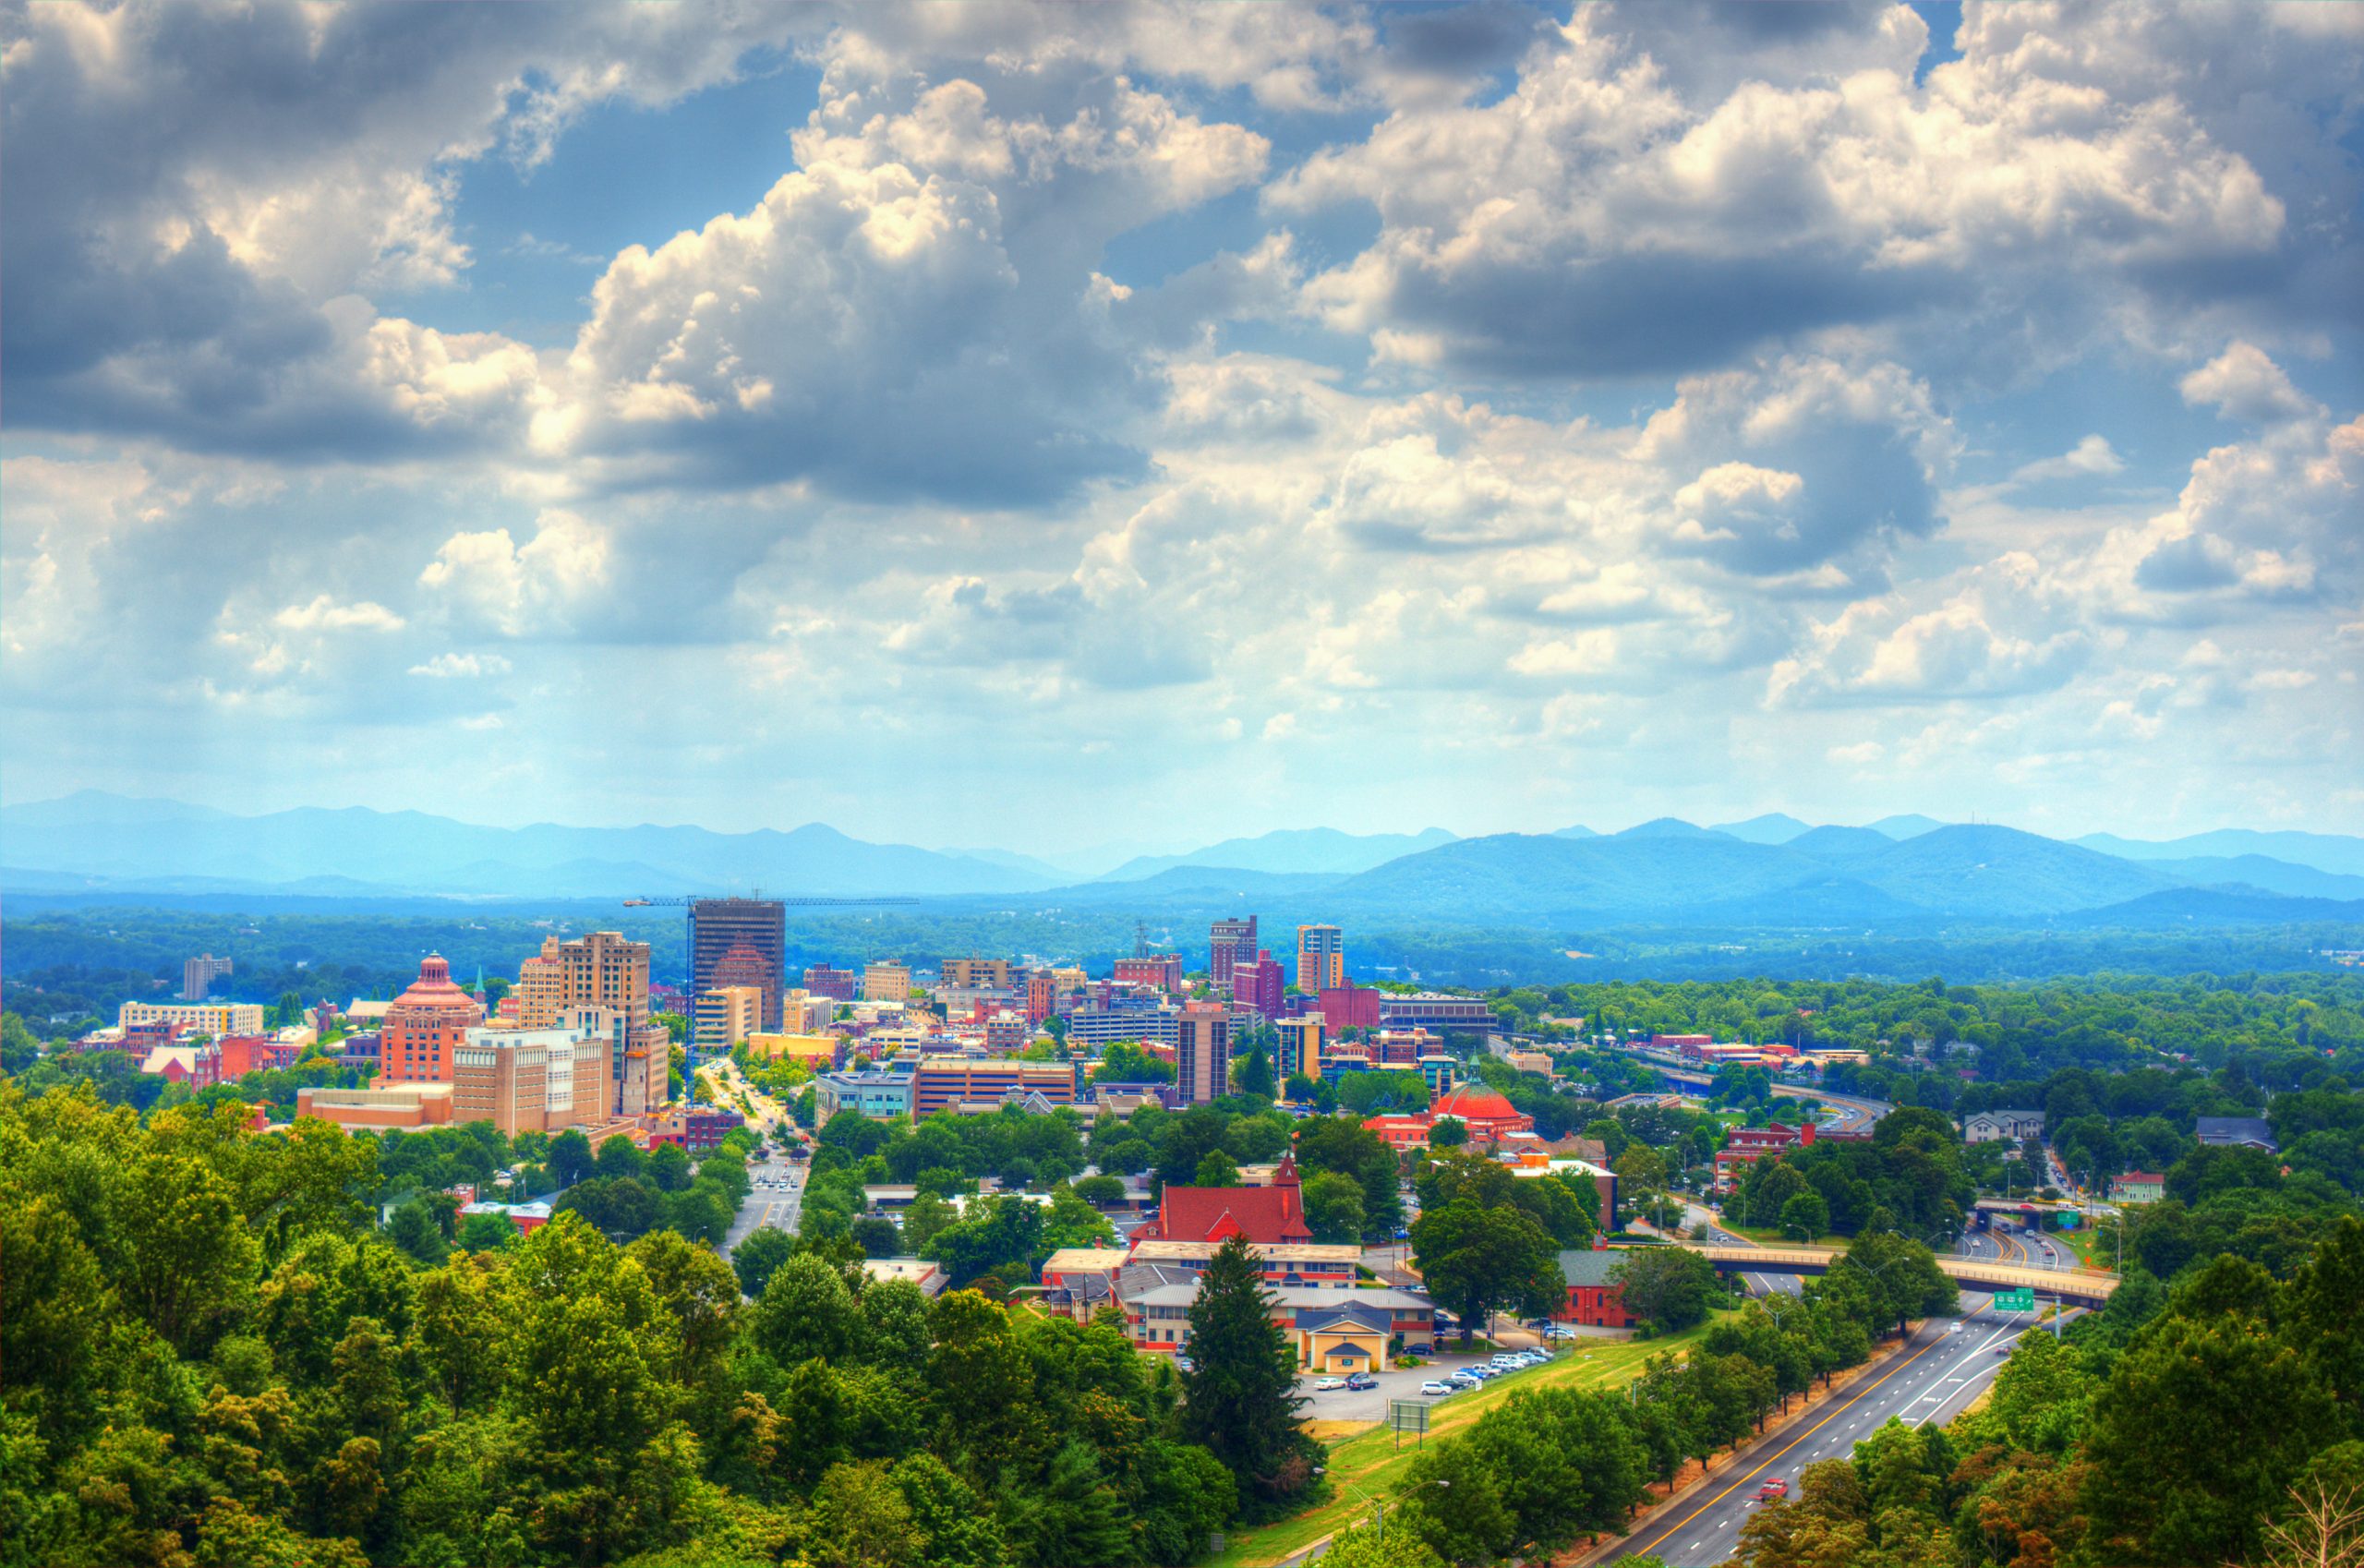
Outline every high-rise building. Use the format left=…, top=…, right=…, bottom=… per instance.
left=1209, top=916, right=1258, bottom=988
left=382, top=954, right=488, bottom=1085
left=181, top=954, right=234, bottom=1001
left=1295, top=924, right=1344, bottom=994
left=862, top=961, right=911, bottom=1003
left=941, top=958, right=1013, bottom=988
left=452, top=1018, right=612, bottom=1137
left=1277, top=1015, right=1325, bottom=1084
left=706, top=943, right=772, bottom=1003
left=1176, top=1003, right=1232, bottom=1105
left=514, top=932, right=664, bottom=1115
left=1024, top=971, right=1058, bottom=1025
left=689, top=899, right=786, bottom=1029
left=1233, top=948, right=1287, bottom=1019
left=803, top=964, right=857, bottom=1002
left=692, top=985, right=764, bottom=1051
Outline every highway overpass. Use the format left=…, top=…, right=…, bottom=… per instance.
left=1675, top=1243, right=2120, bottom=1306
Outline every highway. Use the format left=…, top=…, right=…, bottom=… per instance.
left=1607, top=1290, right=2074, bottom=1566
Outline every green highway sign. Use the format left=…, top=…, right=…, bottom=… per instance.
left=1993, top=1287, right=2035, bottom=1311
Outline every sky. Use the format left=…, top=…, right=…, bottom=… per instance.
left=3, top=1, right=2360, bottom=858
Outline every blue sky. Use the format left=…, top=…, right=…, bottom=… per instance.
left=3, top=2, right=2358, bottom=857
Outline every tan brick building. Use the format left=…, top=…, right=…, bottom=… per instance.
left=513, top=931, right=666, bottom=1116
left=381, top=955, right=486, bottom=1085
left=452, top=1023, right=611, bottom=1137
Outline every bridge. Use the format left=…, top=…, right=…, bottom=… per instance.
left=1674, top=1243, right=2120, bottom=1306
left=1973, top=1197, right=2084, bottom=1217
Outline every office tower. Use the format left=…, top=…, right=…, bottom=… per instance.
left=1176, top=1003, right=1233, bottom=1105
left=689, top=899, right=786, bottom=1029
left=181, top=954, right=234, bottom=1001
left=1277, top=1015, right=1325, bottom=1083
left=1295, top=924, right=1344, bottom=994
left=1233, top=948, right=1286, bottom=1019
left=1209, top=915, right=1258, bottom=987
left=382, top=954, right=488, bottom=1085
left=862, top=960, right=911, bottom=1003
left=514, top=931, right=663, bottom=1115
left=941, top=958, right=1014, bottom=988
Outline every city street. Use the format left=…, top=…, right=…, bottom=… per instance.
left=723, top=1153, right=802, bottom=1257
left=1607, top=1292, right=2079, bottom=1566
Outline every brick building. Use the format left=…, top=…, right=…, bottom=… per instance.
left=381, top=955, right=487, bottom=1086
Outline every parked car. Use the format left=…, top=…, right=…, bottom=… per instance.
left=1755, top=1479, right=1790, bottom=1501
left=1419, top=1381, right=1455, bottom=1396
left=1345, top=1372, right=1378, bottom=1391
left=1404, top=1342, right=1435, bottom=1356
left=1314, top=1376, right=1346, bottom=1392
left=1447, top=1370, right=1481, bottom=1388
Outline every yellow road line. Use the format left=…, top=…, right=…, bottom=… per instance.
left=1617, top=1324, right=1960, bottom=1557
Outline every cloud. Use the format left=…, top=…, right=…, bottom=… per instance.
left=2180, top=342, right=2319, bottom=425
left=408, top=652, right=513, bottom=678
left=419, top=509, right=611, bottom=636
left=2009, top=435, right=2125, bottom=486
left=1271, top=6, right=2311, bottom=379
left=272, top=596, right=406, bottom=633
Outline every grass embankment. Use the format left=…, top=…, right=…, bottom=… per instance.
left=1212, top=1316, right=1732, bottom=1568
left=1718, top=1224, right=1850, bottom=1249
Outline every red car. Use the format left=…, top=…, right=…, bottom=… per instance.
left=1755, top=1479, right=1790, bottom=1501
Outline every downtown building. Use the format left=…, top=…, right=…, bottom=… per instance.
left=1176, top=1003, right=1232, bottom=1105
left=451, top=1013, right=616, bottom=1138
left=688, top=898, right=786, bottom=1028
left=1208, top=915, right=1258, bottom=988
left=1295, top=924, right=1344, bottom=993
left=380, top=955, right=487, bottom=1086
left=514, top=931, right=668, bottom=1116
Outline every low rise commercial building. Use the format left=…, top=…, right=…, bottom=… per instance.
left=297, top=1082, right=456, bottom=1131
left=814, top=1069, right=918, bottom=1121
left=119, top=999, right=268, bottom=1037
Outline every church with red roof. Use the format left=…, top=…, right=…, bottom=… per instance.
left=1142, top=1152, right=1313, bottom=1244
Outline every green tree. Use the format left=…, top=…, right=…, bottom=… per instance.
left=900, top=1190, right=958, bottom=1257
left=549, top=1128, right=594, bottom=1186
left=1410, top=1200, right=1564, bottom=1346
left=731, top=1225, right=796, bottom=1299
left=1303, top=1170, right=1368, bottom=1245
left=1779, top=1190, right=1830, bottom=1242
left=1235, top=1045, right=1276, bottom=1101
left=1610, top=1246, right=1722, bottom=1333
left=646, top=1140, right=693, bottom=1192
left=1428, top=1116, right=1468, bottom=1148
left=1178, top=1234, right=1313, bottom=1508
left=1195, top=1150, right=1242, bottom=1188
left=810, top=1458, right=923, bottom=1568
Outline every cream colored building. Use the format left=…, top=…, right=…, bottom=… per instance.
left=693, top=985, right=764, bottom=1050
left=513, top=931, right=665, bottom=1116
left=787, top=991, right=838, bottom=1032
left=119, top=1000, right=267, bottom=1037
left=862, top=961, right=911, bottom=1003
left=940, top=958, right=1013, bottom=988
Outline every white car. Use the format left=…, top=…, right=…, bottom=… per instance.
left=1419, top=1380, right=1455, bottom=1396
left=1314, top=1376, right=1346, bottom=1391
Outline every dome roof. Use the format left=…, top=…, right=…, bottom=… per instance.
left=1433, top=1082, right=1519, bottom=1122
left=390, top=952, right=483, bottom=1019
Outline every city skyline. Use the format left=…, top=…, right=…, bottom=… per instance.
left=5, top=3, right=2360, bottom=851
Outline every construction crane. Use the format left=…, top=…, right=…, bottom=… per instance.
left=621, top=893, right=919, bottom=999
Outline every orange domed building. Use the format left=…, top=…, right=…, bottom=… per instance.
left=381, top=954, right=485, bottom=1085
left=1364, top=1080, right=1535, bottom=1150
left=1429, top=1081, right=1535, bottom=1141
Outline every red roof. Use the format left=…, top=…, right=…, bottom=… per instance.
left=1432, top=1082, right=1521, bottom=1123
left=1146, top=1154, right=1309, bottom=1244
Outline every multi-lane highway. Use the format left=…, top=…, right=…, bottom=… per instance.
left=1607, top=1289, right=2070, bottom=1566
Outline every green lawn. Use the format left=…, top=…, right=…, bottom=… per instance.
left=1212, top=1315, right=1733, bottom=1568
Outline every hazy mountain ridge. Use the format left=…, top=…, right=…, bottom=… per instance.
left=6, top=793, right=2360, bottom=932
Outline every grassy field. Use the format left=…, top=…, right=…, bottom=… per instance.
left=1211, top=1315, right=1733, bottom=1568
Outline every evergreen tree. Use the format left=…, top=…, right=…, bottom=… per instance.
left=1178, top=1234, right=1311, bottom=1509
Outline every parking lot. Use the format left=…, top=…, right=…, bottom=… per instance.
left=1296, top=1343, right=1586, bottom=1423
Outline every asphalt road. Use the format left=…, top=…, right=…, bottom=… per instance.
left=1607, top=1292, right=2075, bottom=1567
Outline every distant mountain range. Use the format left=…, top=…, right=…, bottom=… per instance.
left=1095, top=826, right=1458, bottom=881
left=6, top=792, right=2361, bottom=933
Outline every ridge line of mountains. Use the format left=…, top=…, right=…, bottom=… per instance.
left=5, top=790, right=2362, bottom=929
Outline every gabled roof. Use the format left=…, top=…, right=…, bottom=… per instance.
left=1294, top=1301, right=1391, bottom=1334
left=1556, top=1248, right=1627, bottom=1287
left=1147, top=1181, right=1312, bottom=1244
